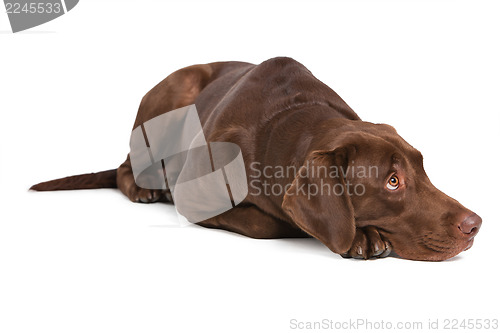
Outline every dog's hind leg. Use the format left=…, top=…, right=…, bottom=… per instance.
left=117, top=64, right=217, bottom=203
left=116, top=156, right=172, bottom=203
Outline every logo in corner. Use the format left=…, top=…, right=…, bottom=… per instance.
left=4, top=0, right=78, bottom=33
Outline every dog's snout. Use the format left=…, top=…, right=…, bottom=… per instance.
left=458, top=213, right=482, bottom=237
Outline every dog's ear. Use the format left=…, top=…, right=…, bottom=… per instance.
left=282, top=147, right=356, bottom=254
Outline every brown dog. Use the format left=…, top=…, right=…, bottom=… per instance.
left=31, top=57, right=481, bottom=261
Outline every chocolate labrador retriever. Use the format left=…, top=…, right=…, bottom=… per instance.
left=31, top=57, right=481, bottom=261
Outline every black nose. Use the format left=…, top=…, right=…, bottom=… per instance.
left=458, top=213, right=482, bottom=237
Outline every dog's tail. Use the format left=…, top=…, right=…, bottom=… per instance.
left=30, top=169, right=117, bottom=191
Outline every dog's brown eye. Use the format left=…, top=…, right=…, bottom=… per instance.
left=387, top=175, right=399, bottom=190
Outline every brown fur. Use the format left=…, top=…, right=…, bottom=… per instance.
left=31, top=57, right=481, bottom=261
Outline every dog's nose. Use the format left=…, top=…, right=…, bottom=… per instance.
left=458, top=213, right=482, bottom=237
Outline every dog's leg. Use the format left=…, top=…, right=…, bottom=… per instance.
left=116, top=155, right=171, bottom=203
left=116, top=64, right=219, bottom=203
left=341, top=226, right=392, bottom=259
left=117, top=64, right=223, bottom=203
left=197, top=205, right=308, bottom=239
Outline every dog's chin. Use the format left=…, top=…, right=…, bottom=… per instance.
left=464, top=238, right=474, bottom=251
left=392, top=239, right=474, bottom=262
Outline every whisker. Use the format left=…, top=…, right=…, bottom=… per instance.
left=419, top=240, right=445, bottom=253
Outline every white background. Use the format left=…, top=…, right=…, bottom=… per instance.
left=1, top=1, right=499, bottom=332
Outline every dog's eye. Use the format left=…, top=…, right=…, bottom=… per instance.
left=387, top=175, right=399, bottom=190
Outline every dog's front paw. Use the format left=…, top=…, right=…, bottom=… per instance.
left=341, top=226, right=392, bottom=259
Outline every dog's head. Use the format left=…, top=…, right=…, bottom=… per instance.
left=282, top=120, right=481, bottom=261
